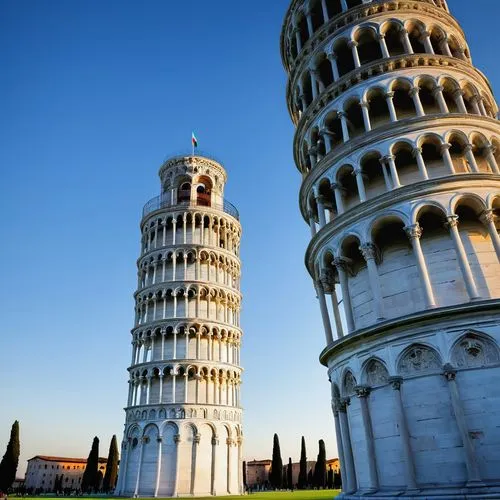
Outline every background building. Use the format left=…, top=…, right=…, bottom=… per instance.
left=281, top=0, right=500, bottom=498
left=24, top=456, right=107, bottom=492
left=115, top=154, right=243, bottom=497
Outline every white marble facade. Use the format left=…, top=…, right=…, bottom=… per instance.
left=281, top=0, right=500, bottom=497
left=115, top=155, right=243, bottom=497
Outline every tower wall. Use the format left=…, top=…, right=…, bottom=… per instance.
left=281, top=0, right=500, bottom=497
left=116, top=155, right=243, bottom=497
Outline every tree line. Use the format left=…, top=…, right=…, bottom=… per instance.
left=245, top=433, right=342, bottom=491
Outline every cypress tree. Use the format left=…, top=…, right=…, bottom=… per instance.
left=307, top=468, right=313, bottom=487
left=313, top=439, right=326, bottom=488
left=102, top=435, right=119, bottom=492
left=0, top=420, right=20, bottom=491
left=270, top=433, right=283, bottom=489
left=327, top=466, right=334, bottom=489
left=287, top=457, right=293, bottom=490
left=298, top=436, right=307, bottom=489
left=81, top=436, right=99, bottom=493
left=243, top=461, right=247, bottom=488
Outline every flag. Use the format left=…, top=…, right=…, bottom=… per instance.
left=192, top=132, right=198, bottom=148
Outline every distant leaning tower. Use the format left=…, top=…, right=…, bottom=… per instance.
left=115, top=154, right=243, bottom=497
left=281, top=0, right=500, bottom=498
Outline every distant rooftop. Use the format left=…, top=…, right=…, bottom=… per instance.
left=28, top=455, right=107, bottom=464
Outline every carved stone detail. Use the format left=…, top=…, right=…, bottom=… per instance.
left=398, top=345, right=441, bottom=375
left=365, top=359, right=389, bottom=386
left=343, top=371, right=357, bottom=396
left=451, top=332, right=500, bottom=368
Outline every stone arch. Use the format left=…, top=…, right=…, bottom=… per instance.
left=450, top=330, right=500, bottom=368
left=342, top=369, right=357, bottom=396
left=362, top=358, right=390, bottom=386
left=397, top=344, right=442, bottom=376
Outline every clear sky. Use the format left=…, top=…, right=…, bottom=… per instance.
left=1, top=0, right=500, bottom=477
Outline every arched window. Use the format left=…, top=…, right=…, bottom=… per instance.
left=364, top=359, right=389, bottom=386
left=451, top=332, right=500, bottom=368
left=356, top=28, right=382, bottom=65
left=398, top=344, right=442, bottom=375
left=344, top=98, right=364, bottom=138
left=392, top=80, right=416, bottom=119
left=384, top=23, right=405, bottom=56
left=366, top=88, right=390, bottom=128
left=334, top=39, right=355, bottom=77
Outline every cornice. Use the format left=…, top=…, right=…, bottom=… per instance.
left=128, top=360, right=244, bottom=374
left=304, top=174, right=500, bottom=274
left=319, top=298, right=500, bottom=366
left=299, top=114, right=500, bottom=219
left=158, top=155, right=227, bottom=183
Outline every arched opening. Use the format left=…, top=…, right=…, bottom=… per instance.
left=463, top=84, right=480, bottom=115
left=346, top=0, right=362, bottom=8
left=319, top=178, right=336, bottom=221
left=317, top=54, right=334, bottom=90
left=430, top=27, right=446, bottom=55
left=420, top=135, right=444, bottom=178
left=324, top=112, right=344, bottom=150
left=393, top=141, right=420, bottom=184
left=384, top=22, right=405, bottom=56
left=356, top=28, right=383, bottom=65
left=196, top=176, right=212, bottom=207
left=341, top=235, right=364, bottom=276
left=418, top=78, right=440, bottom=115
left=178, top=181, right=191, bottom=203
left=367, top=88, right=391, bottom=128
left=448, top=36, right=464, bottom=59
left=344, top=98, right=364, bottom=138
left=454, top=198, right=493, bottom=298
left=290, top=33, right=298, bottom=60
left=326, top=0, right=343, bottom=18
left=441, top=78, right=460, bottom=113
left=470, top=135, right=492, bottom=173
left=337, top=165, right=358, bottom=209
left=310, top=0, right=324, bottom=33
left=298, top=15, right=308, bottom=48
left=301, top=72, right=313, bottom=107
left=448, top=133, right=470, bottom=173
left=334, top=39, right=355, bottom=77
left=392, top=79, right=416, bottom=119
left=406, top=22, right=426, bottom=53
left=361, top=152, right=387, bottom=199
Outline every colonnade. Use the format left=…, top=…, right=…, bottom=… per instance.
left=315, top=212, right=500, bottom=344
left=141, top=214, right=240, bottom=256
left=138, top=253, right=240, bottom=289
left=131, top=329, right=241, bottom=366
left=128, top=371, right=242, bottom=408
left=333, top=366, right=484, bottom=493
left=135, top=291, right=241, bottom=327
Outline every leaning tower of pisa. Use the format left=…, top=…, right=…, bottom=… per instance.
left=281, top=0, right=500, bottom=498
left=115, top=154, right=243, bottom=497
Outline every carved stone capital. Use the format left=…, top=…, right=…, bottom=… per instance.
left=194, top=433, right=201, bottom=445
left=174, top=434, right=181, bottom=444
left=404, top=223, right=423, bottom=240
left=445, top=215, right=459, bottom=229
left=480, top=209, right=494, bottom=225
left=412, top=146, right=423, bottom=157
left=359, top=243, right=379, bottom=262
left=443, top=363, right=457, bottom=381
left=212, top=436, right=219, bottom=446
left=354, top=385, right=371, bottom=398
left=385, top=91, right=395, bottom=99
left=440, top=142, right=452, bottom=152
left=333, top=256, right=352, bottom=275
left=388, top=376, right=403, bottom=390
left=347, top=40, right=358, bottom=49
left=409, top=86, right=420, bottom=97
left=432, top=85, right=444, bottom=96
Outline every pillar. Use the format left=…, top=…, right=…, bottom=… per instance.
left=421, top=31, right=434, bottom=54
left=410, top=86, right=425, bottom=116
left=441, top=142, right=455, bottom=174
left=338, top=111, right=350, bottom=142
left=153, top=436, right=162, bottom=497
left=355, top=386, right=378, bottom=492
left=464, top=144, right=479, bottom=173
left=328, top=52, right=340, bottom=81
left=400, top=29, right=414, bottom=54
left=353, top=168, right=367, bottom=202
left=331, top=182, right=345, bottom=214
left=190, top=434, right=201, bottom=494
left=485, top=144, right=500, bottom=174
left=332, top=400, right=347, bottom=489
left=433, top=85, right=449, bottom=113
left=338, top=398, right=357, bottom=494
left=389, top=377, right=417, bottom=490
left=454, top=89, right=468, bottom=113
left=382, top=155, right=401, bottom=188
left=133, top=438, right=145, bottom=497
left=413, top=147, right=429, bottom=180
left=360, top=101, right=371, bottom=132
left=348, top=40, right=361, bottom=68
left=378, top=33, right=390, bottom=58
left=480, top=210, right=500, bottom=261
left=385, top=92, right=398, bottom=122
left=443, top=365, right=483, bottom=484
left=172, top=434, right=181, bottom=497
left=315, top=281, right=334, bottom=345
left=359, top=243, right=385, bottom=320
left=334, top=257, right=355, bottom=332
left=404, top=224, right=437, bottom=308
left=211, top=436, right=219, bottom=495
left=446, top=216, right=480, bottom=300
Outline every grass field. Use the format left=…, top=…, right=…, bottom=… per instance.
left=19, top=490, right=340, bottom=500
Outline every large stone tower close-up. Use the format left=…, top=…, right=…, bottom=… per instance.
left=281, top=0, right=500, bottom=498
left=115, top=154, right=243, bottom=497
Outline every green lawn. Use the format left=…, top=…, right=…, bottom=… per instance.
left=21, top=490, right=340, bottom=500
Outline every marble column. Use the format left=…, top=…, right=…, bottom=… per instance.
left=443, top=365, right=483, bottom=485
left=404, top=224, right=437, bottom=308
left=441, top=142, right=455, bottom=174
left=338, top=398, right=357, bottom=494
left=315, top=281, right=334, bottom=345
left=332, top=399, right=347, bottom=489
left=355, top=386, right=378, bottom=492
left=334, top=257, right=355, bottom=332
left=360, top=243, right=385, bottom=320
left=480, top=210, right=500, bottom=261
left=413, top=147, right=429, bottom=180
left=153, top=436, right=162, bottom=497
left=388, top=377, right=417, bottom=490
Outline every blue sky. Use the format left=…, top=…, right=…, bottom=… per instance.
left=1, top=0, right=500, bottom=476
